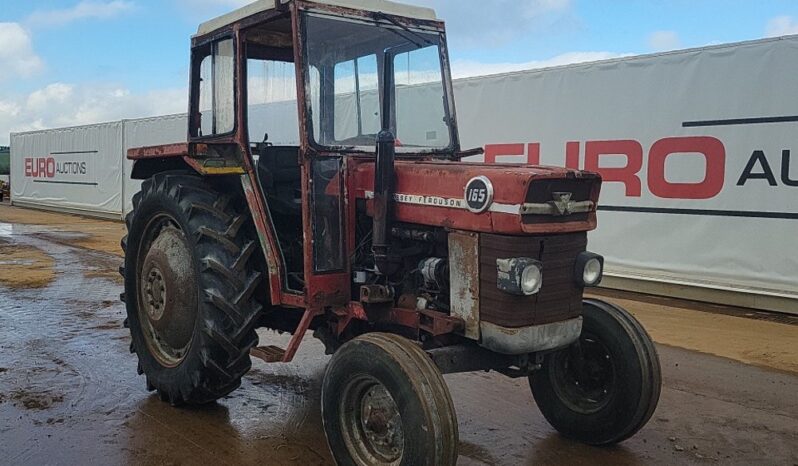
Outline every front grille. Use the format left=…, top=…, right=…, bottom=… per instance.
left=522, top=177, right=597, bottom=225
left=479, top=232, right=586, bottom=328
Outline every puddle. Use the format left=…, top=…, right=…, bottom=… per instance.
left=0, top=259, right=36, bottom=266
left=0, top=221, right=51, bottom=238
left=0, top=222, right=13, bottom=237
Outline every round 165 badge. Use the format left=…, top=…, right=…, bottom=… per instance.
left=464, top=176, right=494, bottom=213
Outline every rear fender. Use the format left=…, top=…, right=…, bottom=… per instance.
left=130, top=156, right=247, bottom=179
left=130, top=157, right=194, bottom=180
left=128, top=143, right=245, bottom=179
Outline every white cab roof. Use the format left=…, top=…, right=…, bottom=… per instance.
left=196, top=0, right=437, bottom=37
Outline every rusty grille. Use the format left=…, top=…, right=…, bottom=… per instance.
left=479, top=232, right=586, bottom=328
left=522, top=177, right=597, bottom=225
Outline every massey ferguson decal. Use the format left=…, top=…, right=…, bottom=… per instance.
left=23, top=151, right=97, bottom=186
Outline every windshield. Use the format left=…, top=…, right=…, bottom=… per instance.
left=303, top=12, right=453, bottom=153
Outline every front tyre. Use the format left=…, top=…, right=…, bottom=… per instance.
left=122, top=172, right=264, bottom=405
left=321, top=333, right=458, bottom=466
left=530, top=299, right=661, bottom=445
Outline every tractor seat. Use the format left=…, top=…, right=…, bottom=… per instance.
left=256, top=146, right=302, bottom=216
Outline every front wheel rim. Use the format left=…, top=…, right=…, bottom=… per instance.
left=339, top=374, right=404, bottom=465
left=549, top=332, right=616, bottom=414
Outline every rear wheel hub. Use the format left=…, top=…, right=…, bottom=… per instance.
left=144, top=267, right=166, bottom=320
left=138, top=223, right=197, bottom=367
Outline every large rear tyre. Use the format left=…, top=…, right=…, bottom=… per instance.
left=321, top=333, right=458, bottom=466
left=122, top=172, right=264, bottom=405
left=530, top=298, right=661, bottom=445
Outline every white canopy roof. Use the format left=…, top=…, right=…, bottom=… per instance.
left=196, top=0, right=437, bottom=37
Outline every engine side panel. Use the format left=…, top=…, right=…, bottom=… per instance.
left=448, top=231, right=480, bottom=340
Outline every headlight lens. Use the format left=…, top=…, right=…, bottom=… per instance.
left=575, top=252, right=604, bottom=287
left=521, top=264, right=543, bottom=295
left=496, top=257, right=543, bottom=296
left=583, top=258, right=602, bottom=285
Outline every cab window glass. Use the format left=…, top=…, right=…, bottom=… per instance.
left=197, top=38, right=235, bottom=136
left=247, top=59, right=299, bottom=145
left=215, top=39, right=235, bottom=134
left=393, top=45, right=449, bottom=147
left=332, top=55, right=379, bottom=143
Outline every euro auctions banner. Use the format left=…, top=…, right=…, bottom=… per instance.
left=11, top=122, right=124, bottom=216
left=23, top=151, right=96, bottom=185
left=454, top=36, right=798, bottom=299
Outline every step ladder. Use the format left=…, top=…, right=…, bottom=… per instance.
left=248, top=308, right=318, bottom=363
left=250, top=345, right=285, bottom=363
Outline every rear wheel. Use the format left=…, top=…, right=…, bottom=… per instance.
left=321, top=333, right=458, bottom=466
left=122, top=172, right=264, bottom=405
left=530, top=299, right=661, bottom=445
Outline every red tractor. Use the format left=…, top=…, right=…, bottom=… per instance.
left=122, top=1, right=661, bottom=463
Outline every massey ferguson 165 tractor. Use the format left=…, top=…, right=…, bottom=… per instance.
left=121, top=0, right=661, bottom=463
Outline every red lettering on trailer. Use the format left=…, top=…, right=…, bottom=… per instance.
left=484, top=136, right=728, bottom=200
left=484, top=143, right=525, bottom=164
left=484, top=142, right=572, bottom=166
left=565, top=141, right=580, bottom=170
left=526, top=143, right=541, bottom=165
left=648, top=136, right=725, bottom=199
left=26, top=157, right=57, bottom=178
left=584, top=140, right=644, bottom=197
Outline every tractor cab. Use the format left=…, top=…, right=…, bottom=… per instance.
left=185, top=0, right=457, bottom=301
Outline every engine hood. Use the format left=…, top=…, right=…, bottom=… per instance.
left=350, top=158, right=602, bottom=234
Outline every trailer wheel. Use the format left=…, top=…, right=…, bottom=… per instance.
left=530, top=299, right=661, bottom=445
left=321, top=333, right=458, bottom=466
left=122, top=172, right=264, bottom=405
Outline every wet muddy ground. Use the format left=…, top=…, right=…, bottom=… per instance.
left=0, top=204, right=797, bottom=465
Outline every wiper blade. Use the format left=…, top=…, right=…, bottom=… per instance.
left=372, top=11, right=433, bottom=48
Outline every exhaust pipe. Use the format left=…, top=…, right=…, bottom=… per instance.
left=372, top=50, right=398, bottom=276
left=373, top=129, right=395, bottom=275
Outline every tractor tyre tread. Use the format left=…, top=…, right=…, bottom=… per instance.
left=123, top=171, right=264, bottom=405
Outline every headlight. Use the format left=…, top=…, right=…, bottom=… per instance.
left=521, top=264, right=543, bottom=295
left=575, top=252, right=604, bottom=287
left=497, top=258, right=543, bottom=296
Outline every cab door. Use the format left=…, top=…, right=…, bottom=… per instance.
left=301, top=154, right=350, bottom=308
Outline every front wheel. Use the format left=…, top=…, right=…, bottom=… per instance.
left=530, top=299, right=661, bottom=445
left=321, top=333, right=458, bottom=466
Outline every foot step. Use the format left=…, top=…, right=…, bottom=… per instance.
left=250, top=345, right=286, bottom=363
